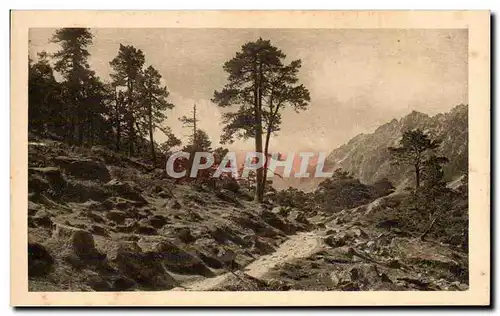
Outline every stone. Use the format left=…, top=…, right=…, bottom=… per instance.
left=147, top=215, right=169, bottom=229
left=105, top=179, right=147, bottom=205
left=53, top=156, right=111, bottom=183
left=28, top=243, right=54, bottom=277
left=105, top=210, right=128, bottom=225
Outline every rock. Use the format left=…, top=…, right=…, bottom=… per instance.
left=105, top=179, right=147, bottom=205
left=376, top=219, right=400, bottom=229
left=115, top=222, right=138, bottom=234
left=28, top=243, right=54, bottom=277
left=388, top=259, right=402, bottom=269
left=53, top=224, right=104, bottom=260
left=109, top=242, right=177, bottom=290
left=380, top=273, right=393, bottom=283
left=348, top=227, right=368, bottom=239
left=221, top=178, right=240, bottom=193
left=152, top=240, right=213, bottom=276
left=158, top=190, right=173, bottom=199
left=90, top=146, right=123, bottom=166
left=28, top=201, right=41, bottom=216
left=81, top=200, right=106, bottom=212
left=135, top=225, right=158, bottom=235
left=87, top=274, right=111, bottom=291
left=32, top=210, right=53, bottom=228
left=110, top=276, right=136, bottom=291
left=260, top=210, right=296, bottom=235
left=209, top=226, right=246, bottom=246
left=324, top=234, right=347, bottom=248
left=90, top=224, right=109, bottom=237
left=53, top=156, right=111, bottom=183
left=294, top=212, right=309, bottom=224
left=147, top=215, right=169, bottom=229
left=167, top=199, right=182, bottom=210
left=82, top=210, right=105, bottom=223
left=197, top=252, right=224, bottom=269
left=175, top=227, right=196, bottom=243
left=325, top=229, right=337, bottom=235
left=330, top=272, right=341, bottom=287
left=215, top=189, right=242, bottom=206
left=105, top=210, right=128, bottom=225
left=28, top=167, right=66, bottom=196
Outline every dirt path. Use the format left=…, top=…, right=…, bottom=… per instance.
left=177, top=231, right=323, bottom=291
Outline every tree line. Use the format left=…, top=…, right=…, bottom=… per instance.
left=29, top=29, right=311, bottom=203
left=29, top=28, right=183, bottom=166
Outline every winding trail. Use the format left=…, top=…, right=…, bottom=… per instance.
left=177, top=231, right=323, bottom=291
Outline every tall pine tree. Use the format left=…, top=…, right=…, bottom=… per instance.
left=109, top=44, right=145, bottom=156
left=213, top=38, right=310, bottom=201
left=137, top=65, right=174, bottom=165
left=51, top=28, right=94, bottom=145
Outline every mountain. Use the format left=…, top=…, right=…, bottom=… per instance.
left=276, top=104, right=468, bottom=191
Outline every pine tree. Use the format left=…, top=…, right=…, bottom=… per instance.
left=213, top=38, right=310, bottom=202
left=51, top=28, right=94, bottom=145
left=28, top=51, right=63, bottom=136
left=179, top=104, right=199, bottom=149
left=388, top=129, right=441, bottom=188
left=137, top=65, right=174, bottom=165
left=182, top=129, right=212, bottom=153
left=109, top=44, right=145, bottom=156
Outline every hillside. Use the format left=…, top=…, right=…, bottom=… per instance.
left=28, top=134, right=468, bottom=292
left=27, top=137, right=312, bottom=291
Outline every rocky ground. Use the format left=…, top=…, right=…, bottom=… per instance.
left=27, top=137, right=468, bottom=292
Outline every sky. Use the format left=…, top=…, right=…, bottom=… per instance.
left=29, top=28, right=468, bottom=153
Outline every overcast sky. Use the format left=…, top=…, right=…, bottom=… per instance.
left=29, top=28, right=468, bottom=153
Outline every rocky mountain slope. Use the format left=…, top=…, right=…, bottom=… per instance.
left=28, top=132, right=468, bottom=292
left=171, top=191, right=468, bottom=292
left=28, top=137, right=312, bottom=291
left=289, top=104, right=468, bottom=191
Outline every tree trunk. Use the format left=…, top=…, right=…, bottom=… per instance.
left=261, top=125, right=272, bottom=197
left=415, top=164, right=421, bottom=188
left=148, top=102, right=156, bottom=166
left=127, top=81, right=134, bottom=156
left=254, top=58, right=264, bottom=203
left=128, top=116, right=134, bottom=156
left=115, top=93, right=121, bottom=152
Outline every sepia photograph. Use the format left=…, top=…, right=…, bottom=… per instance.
left=11, top=10, right=490, bottom=306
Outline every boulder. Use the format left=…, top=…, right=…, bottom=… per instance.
left=135, top=224, right=158, bottom=235
left=90, top=224, right=109, bottom=237
left=103, top=197, right=138, bottom=210
left=376, top=219, right=400, bottom=229
left=105, top=179, right=147, bottom=205
left=108, top=242, right=177, bottom=290
left=260, top=210, right=296, bottom=235
left=221, top=178, right=240, bottom=193
left=147, top=215, right=169, bottom=229
left=324, top=234, right=348, bottom=248
left=167, top=199, right=182, bottom=210
left=175, top=227, right=196, bottom=243
left=28, top=167, right=66, bottom=196
left=215, top=189, right=242, bottom=206
left=90, top=146, right=123, bottom=167
left=152, top=240, right=213, bottom=277
left=31, top=210, right=53, bottom=228
left=53, top=156, right=111, bottom=183
left=105, top=210, right=128, bottom=225
left=28, top=243, right=54, bottom=277
left=53, top=224, right=104, bottom=260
